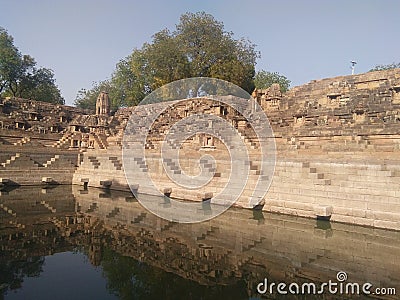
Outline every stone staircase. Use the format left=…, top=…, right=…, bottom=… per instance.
left=92, top=133, right=108, bottom=149
left=106, top=207, right=120, bottom=218
left=163, top=158, right=181, bottom=174
left=242, top=237, right=265, bottom=252
left=249, top=161, right=262, bottom=176
left=160, top=221, right=177, bottom=232
left=7, top=219, right=25, bottom=229
left=86, top=202, right=98, bottom=213
left=13, top=136, right=31, bottom=146
left=238, top=131, right=259, bottom=149
left=40, top=200, right=57, bottom=213
left=287, top=137, right=308, bottom=150
left=52, top=132, right=73, bottom=148
left=43, top=155, right=60, bottom=168
left=0, top=203, right=17, bottom=217
left=265, top=159, right=400, bottom=229
left=0, top=153, right=40, bottom=169
left=88, top=156, right=100, bottom=169
left=1, top=153, right=21, bottom=168
left=302, top=162, right=331, bottom=186
left=132, top=212, right=147, bottom=224
left=132, top=157, right=148, bottom=172
left=196, top=226, right=218, bottom=241
left=108, top=157, right=122, bottom=170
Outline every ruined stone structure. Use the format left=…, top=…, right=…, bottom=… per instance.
left=0, top=94, right=115, bottom=185
left=0, top=97, right=86, bottom=185
left=72, top=69, right=400, bottom=230
left=1, top=69, right=400, bottom=230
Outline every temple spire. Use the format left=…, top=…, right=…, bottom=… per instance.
left=96, top=91, right=110, bottom=116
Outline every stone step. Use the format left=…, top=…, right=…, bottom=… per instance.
left=43, top=155, right=60, bottom=168
left=106, top=207, right=120, bottom=218
left=0, top=203, right=17, bottom=217
left=40, top=200, right=57, bottom=213
left=132, top=212, right=147, bottom=224
left=1, top=153, right=21, bottom=167
left=109, top=156, right=123, bottom=170
left=87, top=156, right=100, bottom=169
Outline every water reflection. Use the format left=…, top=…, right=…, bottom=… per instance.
left=0, top=185, right=399, bottom=299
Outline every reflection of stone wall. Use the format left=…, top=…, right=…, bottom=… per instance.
left=0, top=186, right=77, bottom=258
left=73, top=187, right=400, bottom=296
left=1, top=186, right=399, bottom=298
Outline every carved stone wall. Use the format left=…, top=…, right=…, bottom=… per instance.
left=73, top=69, right=400, bottom=230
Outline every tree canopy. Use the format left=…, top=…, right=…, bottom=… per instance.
left=254, top=70, right=291, bottom=92
left=75, top=12, right=262, bottom=109
left=369, top=62, right=400, bottom=72
left=0, top=27, right=64, bottom=104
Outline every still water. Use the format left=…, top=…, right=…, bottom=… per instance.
left=0, top=185, right=399, bottom=299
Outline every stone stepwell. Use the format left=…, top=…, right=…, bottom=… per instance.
left=1, top=70, right=400, bottom=230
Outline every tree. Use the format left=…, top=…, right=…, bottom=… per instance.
left=143, top=29, right=191, bottom=89
left=20, top=68, right=64, bottom=104
left=176, top=12, right=258, bottom=92
left=0, top=27, right=21, bottom=94
left=7, top=54, right=35, bottom=97
left=75, top=12, right=259, bottom=109
left=110, top=51, right=150, bottom=108
left=254, top=70, right=291, bottom=92
left=0, top=26, right=64, bottom=104
left=369, top=62, right=400, bottom=72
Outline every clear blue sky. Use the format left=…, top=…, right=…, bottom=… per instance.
left=1, top=0, right=399, bottom=105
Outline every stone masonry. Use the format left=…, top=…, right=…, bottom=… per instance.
left=73, top=69, right=400, bottom=230
left=1, top=69, right=400, bottom=230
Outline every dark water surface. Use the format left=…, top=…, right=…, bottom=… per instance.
left=0, top=185, right=399, bottom=299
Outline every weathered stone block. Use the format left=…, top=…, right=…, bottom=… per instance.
left=314, top=205, right=333, bottom=217
left=41, top=177, right=53, bottom=183
left=163, top=187, right=172, bottom=195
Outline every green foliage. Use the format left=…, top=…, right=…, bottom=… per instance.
left=75, top=12, right=260, bottom=109
left=369, top=62, right=400, bottom=72
left=0, top=27, right=64, bottom=104
left=254, top=70, right=291, bottom=92
left=0, top=255, right=45, bottom=294
left=99, top=247, right=248, bottom=300
left=18, top=68, right=64, bottom=103
left=0, top=27, right=22, bottom=94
